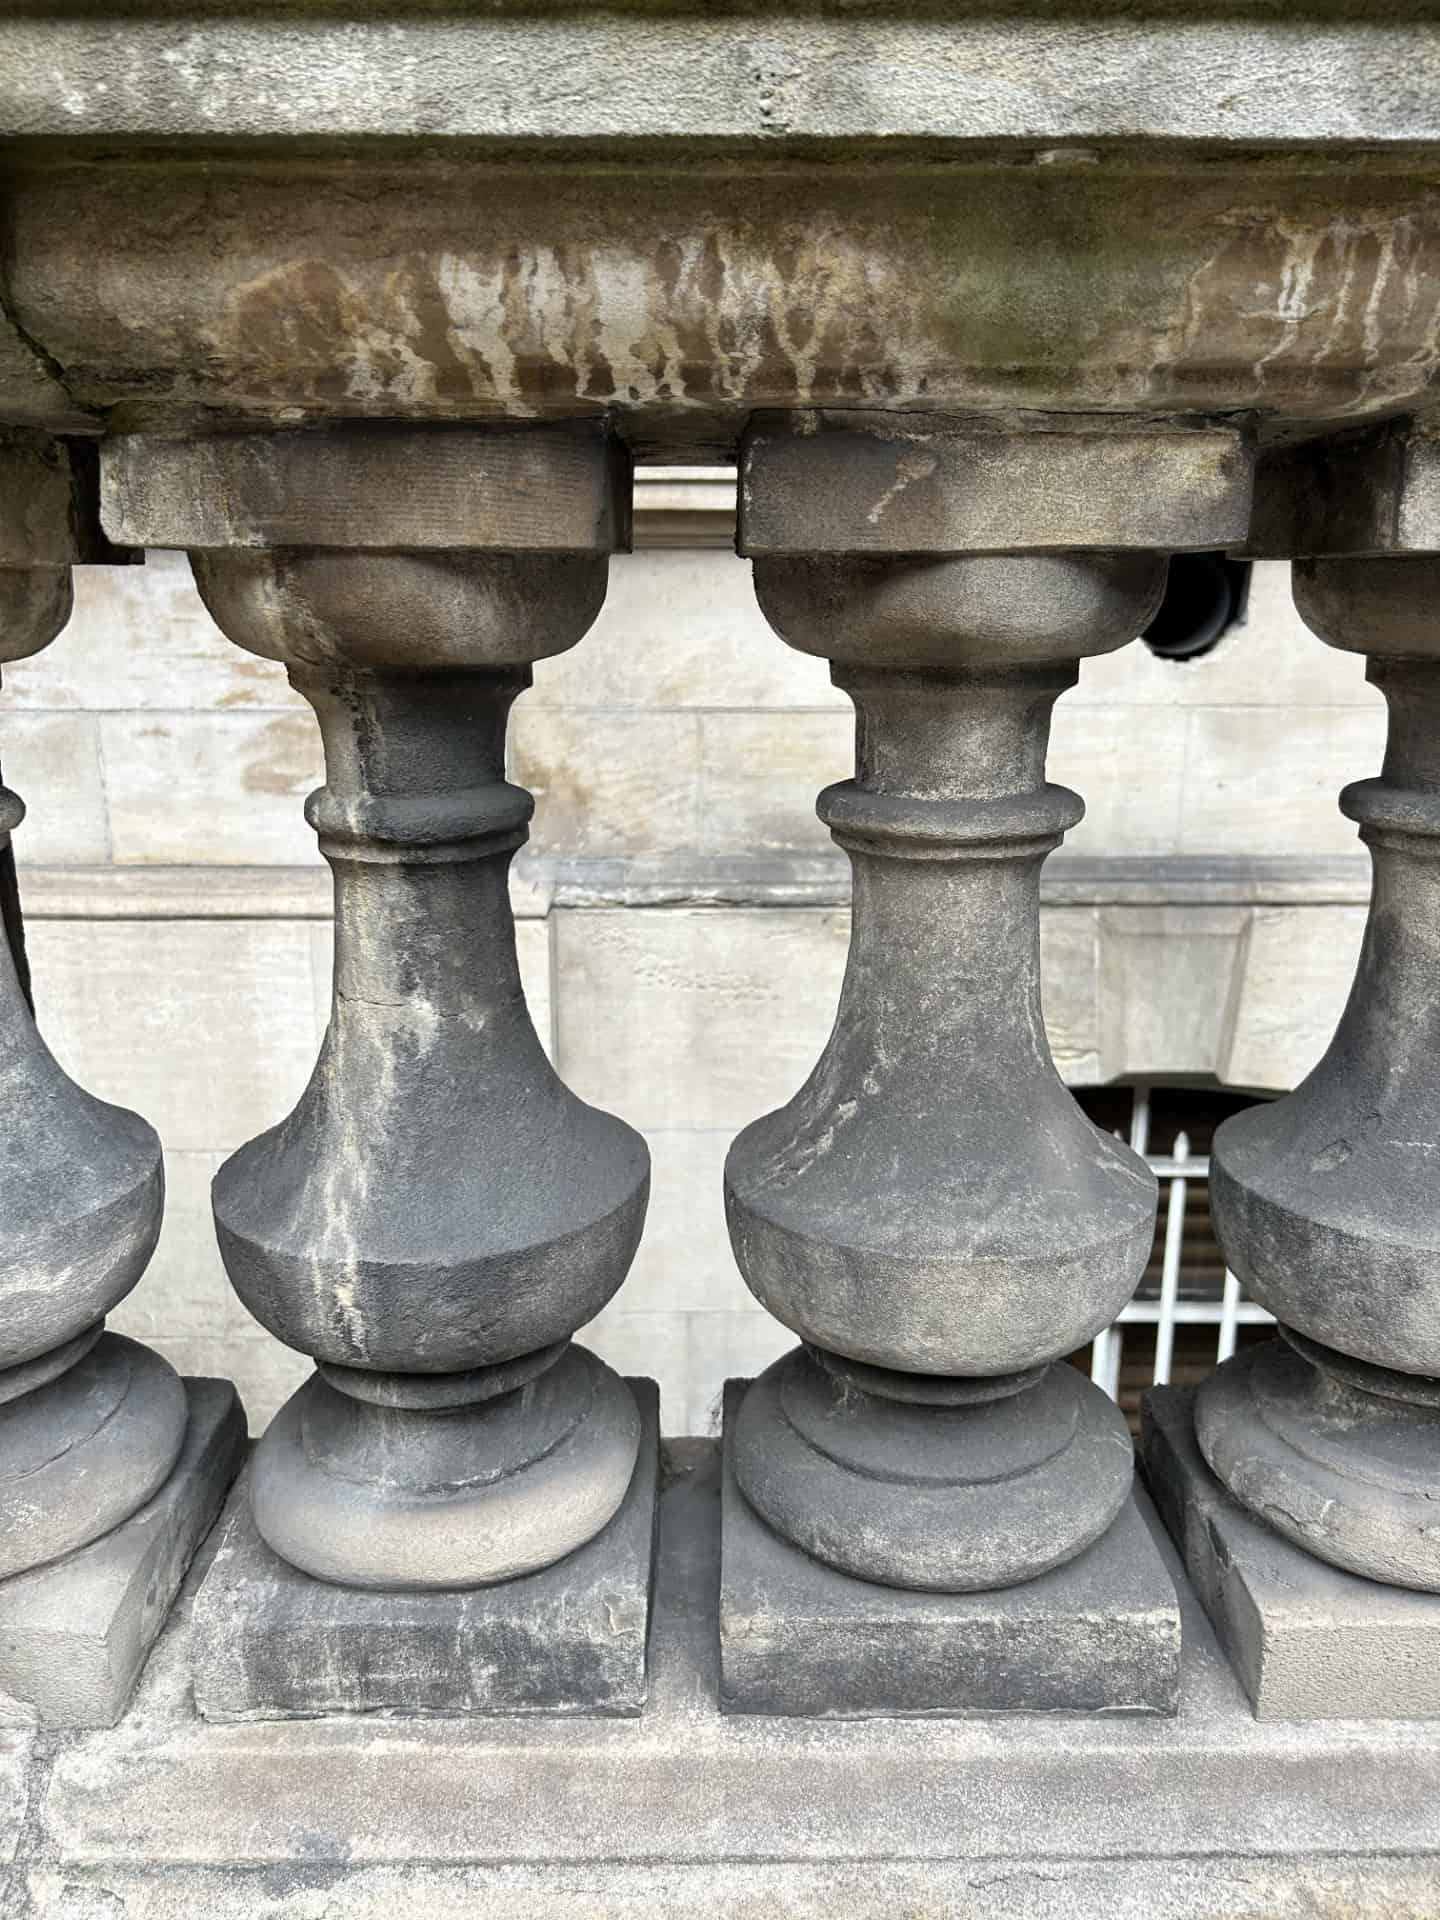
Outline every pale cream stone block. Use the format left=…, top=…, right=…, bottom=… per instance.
left=306, top=923, right=333, bottom=1047
left=1040, top=907, right=1101, bottom=1083
left=684, top=1311, right=794, bottom=1437
left=622, top=1130, right=755, bottom=1316
left=1096, top=906, right=1249, bottom=1084
left=576, top=1307, right=691, bottom=1433
left=554, top=907, right=848, bottom=1131
left=107, top=1149, right=238, bottom=1343
left=529, top=551, right=844, bottom=712
left=511, top=707, right=701, bottom=854
left=1070, top=564, right=1380, bottom=711
left=4, top=715, right=109, bottom=863
left=3, top=552, right=301, bottom=715
left=1223, top=905, right=1367, bottom=1094
left=1179, top=707, right=1386, bottom=856
left=26, top=917, right=321, bottom=1152
left=102, top=711, right=323, bottom=865
left=1049, top=703, right=1189, bottom=856
left=698, top=711, right=851, bottom=853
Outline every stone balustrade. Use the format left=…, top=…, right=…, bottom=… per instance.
left=714, top=415, right=1248, bottom=1713
left=2, top=409, right=1440, bottom=1914
left=0, top=412, right=1436, bottom=1741
left=4, top=9, right=1440, bottom=1909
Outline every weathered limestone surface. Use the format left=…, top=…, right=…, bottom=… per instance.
left=11, top=1445, right=1440, bottom=1917
left=717, top=419, right=1254, bottom=1671
left=1146, top=1386, right=1440, bottom=1722
left=9, top=536, right=1381, bottom=1439
left=11, top=162, right=1440, bottom=451
left=1197, top=432, right=1440, bottom=1596
left=0, top=438, right=241, bottom=1728
left=0, top=1732, right=27, bottom=1903
left=110, top=422, right=654, bottom=1616
left=102, top=425, right=627, bottom=553
left=740, top=415, right=1253, bottom=555
left=0, top=1379, right=245, bottom=1729
left=720, top=1382, right=1179, bottom=1717
left=6, top=9, right=1440, bottom=149
left=0, top=0, right=1435, bottom=1886
left=4, top=8, right=1440, bottom=463
left=1250, top=421, right=1440, bottom=560
left=192, top=1382, right=658, bottom=1721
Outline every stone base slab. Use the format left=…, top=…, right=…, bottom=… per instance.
left=718, top=1379, right=1181, bottom=1716
left=191, top=1378, right=659, bottom=1720
left=16, top=1432, right=1440, bottom=1917
left=0, top=1378, right=245, bottom=1728
left=1143, top=1383, right=1440, bottom=1721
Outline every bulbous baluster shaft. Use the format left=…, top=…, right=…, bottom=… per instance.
left=1199, top=553, right=1440, bottom=1591
left=724, top=413, right=1253, bottom=1623
left=0, top=455, right=188, bottom=1590
left=123, top=424, right=651, bottom=1592
left=726, top=554, right=1162, bottom=1590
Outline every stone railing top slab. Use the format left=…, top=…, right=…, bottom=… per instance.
left=5, top=10, right=1440, bottom=446
left=4, top=9, right=1440, bottom=150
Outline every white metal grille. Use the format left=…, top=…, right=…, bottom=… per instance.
left=1086, top=1083, right=1274, bottom=1403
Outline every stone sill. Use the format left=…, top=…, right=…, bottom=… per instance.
left=6, top=1439, right=1439, bottom=1917
left=12, top=854, right=1374, bottom=920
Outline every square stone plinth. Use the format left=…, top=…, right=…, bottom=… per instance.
left=1143, top=1384, right=1440, bottom=1721
left=719, top=1380, right=1181, bottom=1717
left=191, top=1378, right=659, bottom=1721
left=0, top=1377, right=246, bottom=1728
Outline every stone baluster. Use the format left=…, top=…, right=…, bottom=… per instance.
left=102, top=424, right=658, bottom=1718
left=0, top=435, right=244, bottom=1727
left=720, top=412, right=1253, bottom=1716
left=1193, top=424, right=1440, bottom=1595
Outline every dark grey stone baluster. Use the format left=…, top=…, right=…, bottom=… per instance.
left=163, top=431, right=651, bottom=1594
left=0, top=563, right=183, bottom=1582
left=1200, top=555, right=1440, bottom=1591
left=720, top=411, right=1253, bottom=1715
left=1144, top=421, right=1440, bottom=1720
left=102, top=422, right=658, bottom=1717
left=0, top=436, right=245, bottom=1728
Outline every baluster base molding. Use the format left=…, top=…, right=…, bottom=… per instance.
left=249, top=1345, right=642, bottom=1591
left=192, top=1379, right=659, bottom=1721
left=0, top=1377, right=245, bottom=1728
left=1145, top=1383, right=1440, bottom=1720
left=0, top=1331, right=188, bottom=1582
left=1192, top=1333, right=1440, bottom=1592
left=733, top=1347, right=1133, bottom=1593
left=720, top=1381, right=1179, bottom=1717
left=16, top=1431, right=1440, bottom=1914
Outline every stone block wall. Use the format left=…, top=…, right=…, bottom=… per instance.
left=2, top=534, right=1381, bottom=1434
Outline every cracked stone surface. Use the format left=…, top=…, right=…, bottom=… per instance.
left=1145, top=1386, right=1440, bottom=1721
